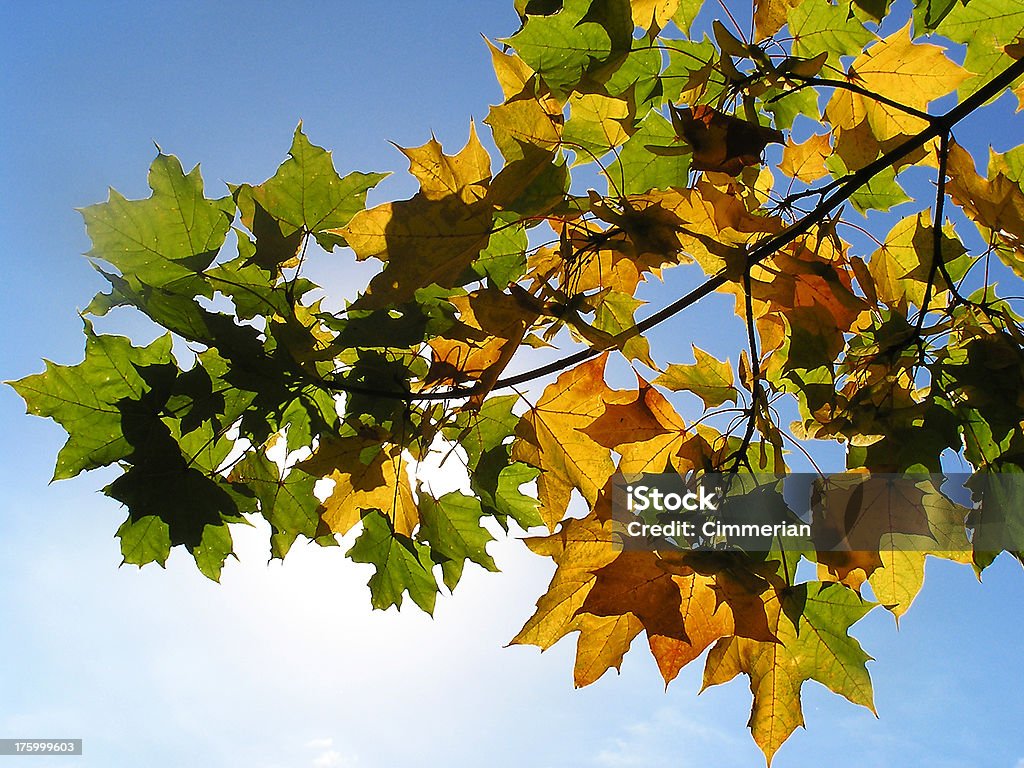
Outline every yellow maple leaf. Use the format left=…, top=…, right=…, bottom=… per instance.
left=485, top=37, right=536, bottom=100
left=826, top=22, right=969, bottom=143
left=779, top=133, right=832, bottom=183
left=396, top=123, right=491, bottom=204
left=702, top=583, right=875, bottom=763
left=510, top=514, right=620, bottom=649
left=630, top=0, right=680, bottom=32
left=946, top=141, right=1024, bottom=273
left=339, top=193, right=494, bottom=309
left=754, top=0, right=801, bottom=40
left=572, top=612, right=644, bottom=687
left=512, top=355, right=625, bottom=528
left=298, top=434, right=418, bottom=536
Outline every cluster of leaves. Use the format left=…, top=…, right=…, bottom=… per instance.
left=12, top=0, right=1024, bottom=760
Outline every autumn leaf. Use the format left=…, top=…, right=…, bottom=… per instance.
left=340, top=193, right=495, bottom=310
left=299, top=434, right=419, bottom=537
left=511, top=514, right=620, bottom=650
left=655, top=345, right=738, bottom=409
left=753, top=0, right=800, bottom=40
left=945, top=141, right=1024, bottom=275
left=397, top=123, right=491, bottom=204
left=513, top=355, right=625, bottom=528
left=780, top=133, right=831, bottom=183
left=703, top=582, right=875, bottom=763
left=670, top=104, right=785, bottom=175
left=825, top=22, right=968, bottom=143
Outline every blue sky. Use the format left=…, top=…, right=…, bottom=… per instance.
left=1, top=2, right=1022, bottom=766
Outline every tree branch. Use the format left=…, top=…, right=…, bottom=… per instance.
left=319, top=54, right=1024, bottom=402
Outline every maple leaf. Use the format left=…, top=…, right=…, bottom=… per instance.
left=396, top=123, right=491, bottom=204
left=869, top=212, right=970, bottom=308
left=79, top=153, right=234, bottom=292
left=936, top=0, right=1024, bottom=98
left=426, top=285, right=538, bottom=387
left=229, top=450, right=331, bottom=560
left=753, top=0, right=801, bottom=39
left=506, top=0, right=632, bottom=98
left=864, top=485, right=971, bottom=618
left=564, top=92, right=633, bottom=162
left=586, top=378, right=694, bottom=476
left=245, top=125, right=387, bottom=250
left=512, top=355, right=625, bottom=528
left=810, top=475, right=939, bottom=577
left=572, top=612, right=645, bottom=686
left=579, top=550, right=692, bottom=641
left=10, top=322, right=175, bottom=480
left=340, top=194, right=495, bottom=310
left=606, top=110, right=692, bottom=194
left=825, top=22, right=968, bottom=143
left=583, top=376, right=675, bottom=450
left=347, top=510, right=438, bottom=614
left=670, top=104, right=785, bottom=175
left=703, top=582, right=875, bottom=763
left=655, top=345, right=738, bottom=409
left=630, top=0, right=682, bottom=33
left=511, top=514, right=621, bottom=650
left=417, top=491, right=498, bottom=590
left=779, top=133, right=832, bottom=183
left=788, top=0, right=874, bottom=60
left=298, top=434, right=419, bottom=537
left=945, top=141, right=1024, bottom=274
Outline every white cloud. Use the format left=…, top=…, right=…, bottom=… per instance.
left=305, top=737, right=359, bottom=768
left=592, top=706, right=736, bottom=768
left=312, top=750, right=343, bottom=768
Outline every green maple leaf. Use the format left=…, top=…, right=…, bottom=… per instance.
left=605, top=110, right=691, bottom=196
left=418, top=492, right=498, bottom=590
left=347, top=510, right=439, bottom=613
left=936, top=0, right=1024, bottom=98
left=672, top=0, right=705, bottom=35
left=110, top=463, right=243, bottom=581
left=912, top=0, right=962, bottom=30
left=9, top=322, right=175, bottom=480
left=206, top=239, right=317, bottom=321
left=593, top=290, right=655, bottom=367
left=108, top=413, right=254, bottom=581
left=788, top=0, right=873, bottom=60
left=826, top=156, right=910, bottom=214
left=603, top=46, right=664, bottom=110
left=230, top=451, right=329, bottom=559
left=506, top=0, right=632, bottom=99
left=473, top=216, right=529, bottom=284
left=655, top=345, right=737, bottom=409
left=443, top=396, right=544, bottom=530
left=247, top=125, right=388, bottom=249
left=79, top=153, right=234, bottom=291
